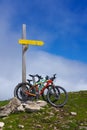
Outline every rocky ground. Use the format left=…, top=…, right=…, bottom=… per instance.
left=0, top=90, right=87, bottom=130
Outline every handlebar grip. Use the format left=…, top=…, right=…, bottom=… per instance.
left=54, top=74, right=56, bottom=77
left=50, top=74, right=56, bottom=81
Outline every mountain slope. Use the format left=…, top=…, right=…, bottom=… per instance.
left=0, top=90, right=87, bottom=130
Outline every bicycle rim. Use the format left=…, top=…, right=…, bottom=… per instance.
left=47, top=86, right=68, bottom=107
left=14, top=83, right=33, bottom=101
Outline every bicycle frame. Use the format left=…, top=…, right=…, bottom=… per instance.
left=40, top=79, right=54, bottom=95
left=24, top=78, right=54, bottom=97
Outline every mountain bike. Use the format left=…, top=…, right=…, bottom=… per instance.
left=14, top=74, right=68, bottom=107
left=14, top=74, right=54, bottom=101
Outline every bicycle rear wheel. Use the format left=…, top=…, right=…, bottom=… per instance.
left=14, top=82, right=34, bottom=101
left=47, top=86, right=68, bottom=107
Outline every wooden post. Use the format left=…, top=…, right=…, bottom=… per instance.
left=22, top=24, right=28, bottom=82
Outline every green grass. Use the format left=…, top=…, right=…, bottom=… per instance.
left=0, top=90, right=87, bottom=130
left=0, top=100, right=9, bottom=106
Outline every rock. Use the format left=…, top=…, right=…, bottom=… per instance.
left=25, top=100, right=47, bottom=112
left=79, top=126, right=87, bottom=130
left=23, top=100, right=47, bottom=112
left=36, top=100, right=47, bottom=107
left=0, top=97, right=21, bottom=117
left=0, top=122, right=4, bottom=128
left=17, top=104, right=25, bottom=112
left=24, top=102, right=41, bottom=112
left=70, top=112, right=77, bottom=116
left=18, top=124, right=24, bottom=129
left=54, top=126, right=57, bottom=130
left=0, top=98, right=47, bottom=117
left=36, top=124, right=42, bottom=128
left=49, top=112, right=54, bottom=117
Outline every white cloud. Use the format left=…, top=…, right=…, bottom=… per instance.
left=0, top=50, right=87, bottom=100
left=27, top=51, right=87, bottom=91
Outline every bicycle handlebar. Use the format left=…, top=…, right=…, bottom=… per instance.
left=50, top=74, right=56, bottom=81
left=45, top=74, right=56, bottom=81
left=28, top=74, right=56, bottom=84
left=35, top=74, right=43, bottom=82
left=29, top=74, right=43, bottom=83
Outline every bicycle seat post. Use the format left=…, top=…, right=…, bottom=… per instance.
left=32, top=77, right=35, bottom=85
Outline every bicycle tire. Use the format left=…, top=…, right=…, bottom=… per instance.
left=41, top=85, right=53, bottom=101
left=47, top=86, right=68, bottom=107
left=14, top=82, right=34, bottom=101
left=42, top=88, right=49, bottom=101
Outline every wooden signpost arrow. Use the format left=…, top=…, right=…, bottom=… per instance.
left=18, top=39, right=44, bottom=46
left=19, top=24, right=44, bottom=83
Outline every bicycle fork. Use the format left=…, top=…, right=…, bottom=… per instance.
left=52, top=86, right=60, bottom=100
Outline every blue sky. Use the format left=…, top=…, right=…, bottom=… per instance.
left=8, top=0, right=87, bottom=62
left=1, top=0, right=87, bottom=62
left=0, top=0, right=87, bottom=100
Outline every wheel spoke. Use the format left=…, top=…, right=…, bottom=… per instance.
left=47, top=86, right=68, bottom=107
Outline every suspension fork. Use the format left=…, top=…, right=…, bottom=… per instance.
left=51, top=84, right=58, bottom=95
left=52, top=84, right=56, bottom=90
left=52, top=86, right=61, bottom=100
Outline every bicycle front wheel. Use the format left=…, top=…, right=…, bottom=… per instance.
left=47, top=86, right=68, bottom=107
left=42, top=85, right=52, bottom=101
left=42, top=88, right=49, bottom=101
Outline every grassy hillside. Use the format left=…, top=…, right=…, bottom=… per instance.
left=0, top=91, right=87, bottom=130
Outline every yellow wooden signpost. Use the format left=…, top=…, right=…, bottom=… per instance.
left=19, top=24, right=44, bottom=83
left=18, top=39, right=44, bottom=46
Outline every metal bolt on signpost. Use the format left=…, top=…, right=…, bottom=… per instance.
left=19, top=24, right=44, bottom=83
